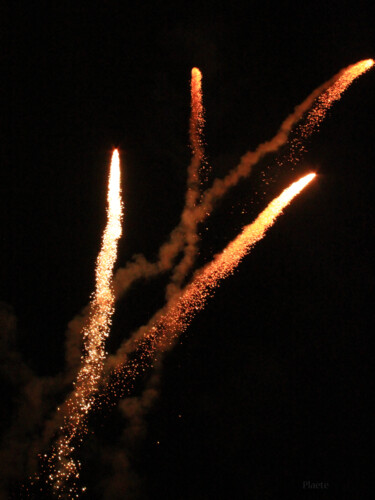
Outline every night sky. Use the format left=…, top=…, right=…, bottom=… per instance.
left=1, top=2, right=374, bottom=499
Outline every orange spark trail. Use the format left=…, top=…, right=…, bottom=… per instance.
left=111, top=173, right=316, bottom=375
left=303, top=59, right=373, bottom=136
left=46, top=149, right=123, bottom=497
left=288, top=59, right=374, bottom=163
left=168, top=67, right=207, bottom=294
left=186, top=66, right=205, bottom=213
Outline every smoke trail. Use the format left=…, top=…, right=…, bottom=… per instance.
left=100, top=370, right=161, bottom=499
left=40, top=149, right=123, bottom=498
left=111, top=59, right=373, bottom=304
left=0, top=304, right=36, bottom=494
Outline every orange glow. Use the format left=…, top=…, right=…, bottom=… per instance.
left=364, top=58, right=374, bottom=69
left=47, top=149, right=123, bottom=497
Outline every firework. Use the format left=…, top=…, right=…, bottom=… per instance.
left=45, top=149, right=123, bottom=497
left=25, top=59, right=374, bottom=498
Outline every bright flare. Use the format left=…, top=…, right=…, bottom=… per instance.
left=48, top=149, right=123, bottom=497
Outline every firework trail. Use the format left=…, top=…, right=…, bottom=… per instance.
left=96, top=172, right=316, bottom=474
left=286, top=58, right=375, bottom=164
left=109, top=173, right=316, bottom=378
left=168, top=67, right=208, bottom=296
left=42, top=149, right=123, bottom=497
left=189, top=67, right=206, bottom=192
left=112, top=59, right=373, bottom=304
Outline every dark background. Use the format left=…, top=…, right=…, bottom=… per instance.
left=0, top=2, right=374, bottom=498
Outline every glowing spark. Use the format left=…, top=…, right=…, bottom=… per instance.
left=48, top=149, right=123, bottom=496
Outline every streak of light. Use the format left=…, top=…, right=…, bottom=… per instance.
left=47, top=149, right=123, bottom=497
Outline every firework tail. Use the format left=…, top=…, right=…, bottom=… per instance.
left=42, top=149, right=123, bottom=497
left=107, top=173, right=316, bottom=375
left=167, top=67, right=208, bottom=297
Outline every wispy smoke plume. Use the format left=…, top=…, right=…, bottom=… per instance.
left=0, top=303, right=65, bottom=496
left=102, top=372, right=160, bottom=499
